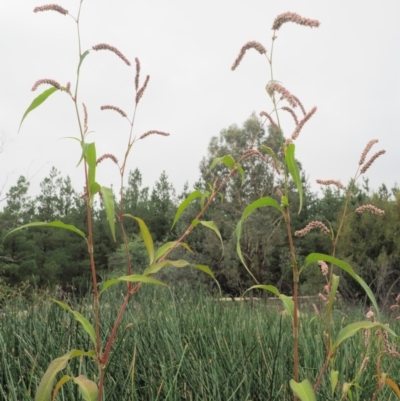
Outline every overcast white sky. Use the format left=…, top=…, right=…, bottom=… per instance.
left=0, top=1, right=399, bottom=203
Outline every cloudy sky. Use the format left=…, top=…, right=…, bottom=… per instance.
left=0, top=0, right=399, bottom=203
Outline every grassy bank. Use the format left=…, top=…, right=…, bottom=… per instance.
left=0, top=286, right=398, bottom=400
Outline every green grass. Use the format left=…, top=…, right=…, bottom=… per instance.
left=1, top=286, right=399, bottom=400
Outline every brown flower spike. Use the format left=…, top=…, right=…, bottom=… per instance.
left=355, top=204, right=385, bottom=216
left=316, top=179, right=345, bottom=190
left=140, top=130, right=170, bottom=140
left=34, top=4, right=68, bottom=15
left=31, top=79, right=62, bottom=91
left=291, top=106, right=317, bottom=140
left=100, top=105, right=127, bottom=118
left=272, top=12, right=320, bottom=31
left=96, top=154, right=119, bottom=166
left=266, top=82, right=297, bottom=109
left=360, top=150, right=386, bottom=174
left=92, top=44, right=131, bottom=66
left=295, top=221, right=330, bottom=237
left=231, top=41, right=267, bottom=71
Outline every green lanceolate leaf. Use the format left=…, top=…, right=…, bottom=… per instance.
left=327, top=274, right=340, bottom=315
left=19, top=87, right=58, bottom=132
left=331, top=370, right=339, bottom=396
left=331, top=321, right=397, bottom=354
left=260, top=145, right=280, bottom=168
left=100, top=274, right=167, bottom=294
left=4, top=221, right=86, bottom=242
left=143, top=260, right=220, bottom=294
left=304, top=253, right=379, bottom=319
left=198, top=221, right=224, bottom=252
left=77, top=50, right=90, bottom=76
left=172, top=190, right=202, bottom=229
left=52, top=375, right=73, bottom=401
left=73, top=375, right=98, bottom=401
left=101, top=186, right=116, bottom=242
left=52, top=300, right=96, bottom=347
left=207, top=154, right=235, bottom=173
left=237, top=164, right=245, bottom=186
left=35, top=350, right=95, bottom=401
left=85, top=143, right=96, bottom=192
left=123, top=214, right=154, bottom=264
left=77, top=141, right=88, bottom=167
left=285, top=143, right=303, bottom=213
left=236, top=197, right=283, bottom=283
left=289, top=379, right=316, bottom=401
left=154, top=241, right=193, bottom=262
left=90, top=182, right=101, bottom=196
left=243, top=285, right=294, bottom=317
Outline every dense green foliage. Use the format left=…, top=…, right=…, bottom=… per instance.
left=1, top=115, right=399, bottom=301
left=1, top=287, right=399, bottom=401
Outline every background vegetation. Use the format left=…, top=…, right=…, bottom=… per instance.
left=1, top=115, right=399, bottom=304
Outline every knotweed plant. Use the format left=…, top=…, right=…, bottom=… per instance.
left=4, top=2, right=233, bottom=400
left=224, top=11, right=398, bottom=401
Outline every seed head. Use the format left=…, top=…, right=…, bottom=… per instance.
left=281, top=106, right=299, bottom=125
left=231, top=41, right=267, bottom=71
left=360, top=150, right=386, bottom=174
left=318, top=260, right=329, bottom=276
left=359, top=139, right=378, bottom=165
left=139, top=130, right=170, bottom=140
left=292, top=95, right=306, bottom=116
left=259, top=111, right=279, bottom=131
left=360, top=357, right=369, bottom=372
left=316, top=179, right=345, bottom=190
left=31, top=78, right=62, bottom=91
left=272, top=12, right=320, bottom=31
left=364, top=329, right=370, bottom=347
left=355, top=204, right=385, bottom=216
left=291, top=106, right=317, bottom=140
left=136, top=75, right=150, bottom=104
left=134, top=57, right=141, bottom=91
left=92, top=43, right=131, bottom=66
left=266, top=82, right=297, bottom=108
left=366, top=307, right=375, bottom=322
left=101, top=105, right=127, bottom=118
left=34, top=4, right=68, bottom=15
left=96, top=153, right=119, bottom=166
left=295, top=220, right=330, bottom=237
left=82, top=103, right=88, bottom=134
left=65, top=82, right=71, bottom=93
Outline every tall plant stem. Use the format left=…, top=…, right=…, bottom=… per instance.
left=284, top=207, right=299, bottom=384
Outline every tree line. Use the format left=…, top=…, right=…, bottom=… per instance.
left=1, top=114, right=399, bottom=304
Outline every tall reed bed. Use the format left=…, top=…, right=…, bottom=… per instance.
left=1, top=289, right=399, bottom=400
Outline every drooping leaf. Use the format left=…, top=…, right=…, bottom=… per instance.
left=154, top=241, right=193, bottom=262
left=52, top=300, right=96, bottom=347
left=243, top=285, right=294, bottom=317
left=236, top=197, right=283, bottom=283
left=90, top=182, right=101, bottom=196
left=52, top=375, right=73, bottom=401
left=172, top=190, right=202, bottom=229
left=241, top=196, right=283, bottom=221
left=207, top=154, right=235, bottom=173
left=289, top=379, right=316, bottom=401
left=143, top=260, right=220, bottom=294
left=101, top=186, right=116, bottom=242
left=260, top=145, right=280, bottom=168
left=385, top=378, right=400, bottom=398
left=285, top=143, right=303, bottom=213
left=331, top=321, right=397, bottom=354
left=35, top=350, right=95, bottom=401
left=198, top=221, right=224, bottom=252
left=77, top=142, right=88, bottom=167
left=73, top=375, right=98, bottom=401
left=123, top=214, right=154, bottom=264
left=331, top=370, right=339, bottom=396
left=77, top=50, right=90, bottom=76
left=4, top=221, right=86, bottom=242
left=237, top=164, right=245, bottom=186
left=304, top=253, right=379, bottom=319
left=19, top=87, right=58, bottom=131
left=100, top=274, right=167, bottom=294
